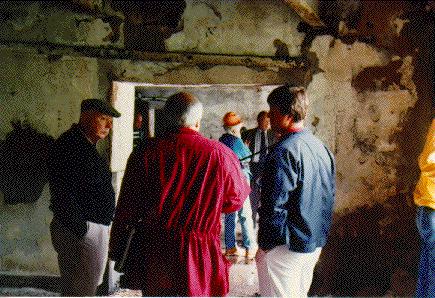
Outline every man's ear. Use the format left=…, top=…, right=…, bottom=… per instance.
left=283, top=114, right=293, bottom=127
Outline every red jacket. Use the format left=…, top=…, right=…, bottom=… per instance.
left=109, top=128, right=251, bottom=296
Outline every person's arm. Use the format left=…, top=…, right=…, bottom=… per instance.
left=257, top=148, right=298, bottom=251
left=414, top=119, right=435, bottom=207
left=242, top=129, right=253, bottom=147
left=48, top=145, right=88, bottom=237
left=220, top=150, right=251, bottom=214
left=109, top=148, right=146, bottom=260
left=238, top=138, right=252, bottom=161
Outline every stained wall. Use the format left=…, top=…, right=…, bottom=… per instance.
left=0, top=1, right=433, bottom=295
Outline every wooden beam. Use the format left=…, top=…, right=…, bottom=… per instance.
left=0, top=39, right=308, bottom=69
left=283, top=0, right=325, bottom=28
left=71, top=0, right=103, bottom=13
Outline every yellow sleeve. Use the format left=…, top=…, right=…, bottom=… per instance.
left=414, top=119, right=435, bottom=209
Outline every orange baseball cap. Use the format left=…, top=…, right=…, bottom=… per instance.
left=223, top=112, right=242, bottom=127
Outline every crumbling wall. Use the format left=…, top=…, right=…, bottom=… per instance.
left=165, top=0, right=305, bottom=56
left=0, top=1, right=123, bottom=46
left=306, top=1, right=433, bottom=296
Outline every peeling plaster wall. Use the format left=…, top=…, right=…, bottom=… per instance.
left=0, top=48, right=102, bottom=140
left=0, top=48, right=106, bottom=274
left=0, top=1, right=433, bottom=296
left=307, top=1, right=433, bottom=296
left=308, top=36, right=417, bottom=212
left=0, top=186, right=56, bottom=274
left=0, top=1, right=123, bottom=47
left=166, top=0, right=305, bottom=56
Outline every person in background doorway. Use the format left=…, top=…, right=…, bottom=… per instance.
left=219, top=111, right=257, bottom=260
left=414, top=118, right=435, bottom=298
left=242, top=111, right=274, bottom=228
left=134, top=112, right=143, bottom=131
left=133, top=99, right=146, bottom=146
left=48, top=98, right=121, bottom=296
left=109, top=92, right=250, bottom=296
left=256, top=86, right=336, bottom=297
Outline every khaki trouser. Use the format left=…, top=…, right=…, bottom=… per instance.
left=50, top=218, right=109, bottom=296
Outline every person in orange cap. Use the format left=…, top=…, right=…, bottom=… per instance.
left=219, top=111, right=257, bottom=260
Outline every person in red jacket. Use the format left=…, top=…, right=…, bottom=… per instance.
left=109, top=92, right=251, bottom=296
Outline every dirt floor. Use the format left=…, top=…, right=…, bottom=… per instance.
left=109, top=256, right=259, bottom=297
left=0, top=223, right=260, bottom=297
left=0, top=256, right=259, bottom=297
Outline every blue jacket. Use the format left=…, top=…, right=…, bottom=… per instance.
left=258, top=129, right=335, bottom=253
left=219, top=133, right=252, bottom=180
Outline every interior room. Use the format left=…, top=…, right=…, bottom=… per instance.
left=0, top=0, right=434, bottom=296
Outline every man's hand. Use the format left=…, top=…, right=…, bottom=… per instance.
left=255, top=247, right=271, bottom=263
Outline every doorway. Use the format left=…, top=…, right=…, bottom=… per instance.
left=110, top=82, right=278, bottom=173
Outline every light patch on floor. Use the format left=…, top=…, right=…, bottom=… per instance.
left=0, top=287, right=58, bottom=296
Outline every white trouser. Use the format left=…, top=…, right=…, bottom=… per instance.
left=51, top=218, right=109, bottom=296
left=256, top=245, right=322, bottom=297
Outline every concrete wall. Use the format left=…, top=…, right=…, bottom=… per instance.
left=0, top=0, right=433, bottom=295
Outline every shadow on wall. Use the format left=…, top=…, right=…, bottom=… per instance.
left=309, top=194, right=420, bottom=297
left=0, top=120, right=54, bottom=205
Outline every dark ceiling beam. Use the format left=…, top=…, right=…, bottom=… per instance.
left=68, top=0, right=125, bottom=22
left=71, top=0, right=104, bottom=13
left=283, top=0, right=325, bottom=28
left=0, top=39, right=308, bottom=69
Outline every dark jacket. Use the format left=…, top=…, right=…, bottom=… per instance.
left=258, top=129, right=336, bottom=253
left=48, top=124, right=115, bottom=237
left=242, top=127, right=274, bottom=160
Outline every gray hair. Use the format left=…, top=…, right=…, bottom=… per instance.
left=163, top=92, right=203, bottom=129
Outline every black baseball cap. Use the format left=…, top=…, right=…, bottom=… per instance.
left=81, top=98, right=121, bottom=118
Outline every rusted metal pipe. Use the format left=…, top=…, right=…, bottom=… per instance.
left=0, top=38, right=308, bottom=69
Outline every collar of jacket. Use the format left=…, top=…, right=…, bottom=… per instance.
left=71, top=123, right=97, bottom=147
left=168, top=126, right=201, bottom=136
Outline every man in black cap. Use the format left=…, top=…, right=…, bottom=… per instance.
left=48, top=98, right=121, bottom=296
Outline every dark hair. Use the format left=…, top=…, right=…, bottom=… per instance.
left=267, top=86, right=308, bottom=122
left=257, top=111, right=269, bottom=122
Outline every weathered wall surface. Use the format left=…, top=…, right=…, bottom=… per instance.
left=0, top=1, right=433, bottom=296
left=166, top=0, right=305, bottom=56
left=307, top=1, right=433, bottom=296
left=0, top=1, right=123, bottom=47
left=308, top=36, right=416, bottom=212
left=0, top=48, right=104, bottom=273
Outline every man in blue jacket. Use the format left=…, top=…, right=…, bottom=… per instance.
left=256, top=86, right=336, bottom=297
